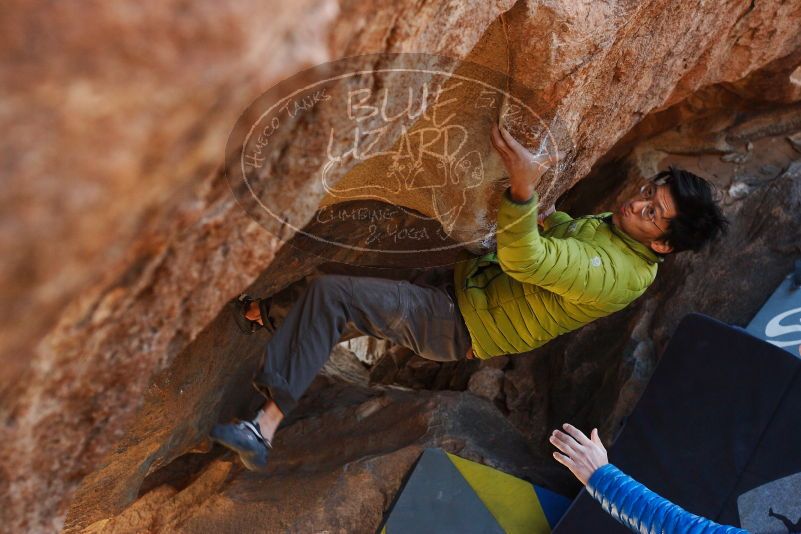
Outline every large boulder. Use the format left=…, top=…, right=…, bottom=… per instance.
left=2, top=0, right=800, bottom=531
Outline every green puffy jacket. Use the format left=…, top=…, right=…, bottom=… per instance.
left=453, top=187, right=664, bottom=359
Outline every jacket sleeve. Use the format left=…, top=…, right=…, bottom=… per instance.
left=542, top=210, right=572, bottom=232
left=587, top=464, right=748, bottom=534
left=496, top=187, right=613, bottom=304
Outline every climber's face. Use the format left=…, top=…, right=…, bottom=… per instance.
left=611, top=181, right=677, bottom=255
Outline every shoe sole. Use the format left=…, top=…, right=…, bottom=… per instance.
left=210, top=428, right=271, bottom=473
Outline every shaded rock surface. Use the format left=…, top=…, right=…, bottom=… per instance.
left=2, top=0, right=800, bottom=532
left=74, top=383, right=545, bottom=533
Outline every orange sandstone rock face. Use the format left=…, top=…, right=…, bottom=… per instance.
left=1, top=0, right=800, bottom=532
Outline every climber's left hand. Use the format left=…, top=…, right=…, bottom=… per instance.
left=490, top=122, right=559, bottom=202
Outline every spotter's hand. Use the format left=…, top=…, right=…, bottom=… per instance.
left=490, top=122, right=561, bottom=202
left=550, top=423, right=609, bottom=486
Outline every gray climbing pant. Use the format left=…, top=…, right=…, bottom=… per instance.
left=252, top=267, right=472, bottom=415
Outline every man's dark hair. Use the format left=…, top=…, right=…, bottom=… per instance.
left=652, top=165, right=730, bottom=254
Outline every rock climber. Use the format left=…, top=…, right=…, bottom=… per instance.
left=209, top=122, right=729, bottom=472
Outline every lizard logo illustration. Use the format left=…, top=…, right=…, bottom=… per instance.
left=320, top=117, right=485, bottom=233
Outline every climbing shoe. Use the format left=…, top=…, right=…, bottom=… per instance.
left=210, top=419, right=272, bottom=473
left=229, top=293, right=276, bottom=335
